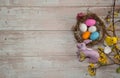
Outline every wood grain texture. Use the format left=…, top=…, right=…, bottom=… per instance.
left=0, top=31, right=77, bottom=56
left=0, top=0, right=120, bottom=7
left=0, top=31, right=120, bottom=78
left=0, top=30, right=119, bottom=56
left=0, top=28, right=120, bottom=78
left=0, top=30, right=120, bottom=56
left=0, top=7, right=120, bottom=30
left=0, top=0, right=120, bottom=78
left=0, top=56, right=120, bottom=78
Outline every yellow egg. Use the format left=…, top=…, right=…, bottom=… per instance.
left=82, top=31, right=91, bottom=40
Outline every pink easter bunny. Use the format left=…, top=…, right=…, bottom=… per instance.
left=76, top=40, right=100, bottom=63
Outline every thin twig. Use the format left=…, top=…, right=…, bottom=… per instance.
left=112, top=0, right=116, bottom=36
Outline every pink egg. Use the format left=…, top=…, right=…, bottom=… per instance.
left=85, top=19, right=96, bottom=26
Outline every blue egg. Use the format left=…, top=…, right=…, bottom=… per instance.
left=90, top=32, right=100, bottom=40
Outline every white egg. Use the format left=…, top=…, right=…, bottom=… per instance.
left=104, top=46, right=111, bottom=54
left=79, top=23, right=87, bottom=32
left=88, top=26, right=97, bottom=32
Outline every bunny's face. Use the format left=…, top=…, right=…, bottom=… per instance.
left=77, top=43, right=86, bottom=50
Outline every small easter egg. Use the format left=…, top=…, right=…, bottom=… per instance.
left=104, top=46, right=111, bottom=54
left=82, top=31, right=91, bottom=40
left=90, top=32, right=99, bottom=40
left=79, top=23, right=87, bottom=32
left=88, top=26, right=97, bottom=32
left=85, top=19, right=96, bottom=26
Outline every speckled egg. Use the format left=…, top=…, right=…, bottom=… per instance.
left=82, top=31, right=91, bottom=40
left=88, top=26, right=97, bottom=32
left=90, top=32, right=99, bottom=40
left=79, top=23, right=87, bottom=32
left=85, top=19, right=96, bottom=26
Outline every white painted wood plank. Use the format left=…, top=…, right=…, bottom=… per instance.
left=0, top=57, right=120, bottom=78
left=0, top=0, right=120, bottom=7
left=12, top=70, right=120, bottom=78
left=0, top=56, right=87, bottom=69
left=0, top=0, right=9, bottom=6
left=0, top=30, right=120, bottom=57
left=0, top=1, right=119, bottom=78
left=0, top=56, right=118, bottom=71
left=0, top=31, right=77, bottom=56
left=0, top=7, right=118, bottom=30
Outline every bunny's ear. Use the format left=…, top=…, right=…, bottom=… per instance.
left=83, top=39, right=92, bottom=44
left=77, top=43, right=81, bottom=48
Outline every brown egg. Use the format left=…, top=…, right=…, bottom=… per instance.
left=82, top=31, right=91, bottom=40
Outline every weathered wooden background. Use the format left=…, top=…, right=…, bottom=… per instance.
left=0, top=0, right=120, bottom=78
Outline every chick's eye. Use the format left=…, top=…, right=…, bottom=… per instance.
left=110, top=39, right=113, bottom=42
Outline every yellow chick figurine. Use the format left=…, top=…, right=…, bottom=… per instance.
left=105, top=36, right=118, bottom=46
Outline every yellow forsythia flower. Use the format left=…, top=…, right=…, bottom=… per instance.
left=98, top=47, right=104, bottom=54
left=114, top=55, right=120, bottom=60
left=106, top=18, right=111, bottom=22
left=115, top=45, right=120, bottom=50
left=97, top=47, right=108, bottom=65
left=88, top=64, right=96, bottom=76
left=89, top=63, right=95, bottom=68
left=114, top=12, right=119, bottom=17
left=98, top=52, right=108, bottom=65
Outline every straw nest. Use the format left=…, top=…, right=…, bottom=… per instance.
left=73, top=13, right=108, bottom=46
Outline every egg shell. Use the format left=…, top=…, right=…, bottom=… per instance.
left=79, top=23, right=87, bottom=32
left=88, top=26, right=97, bottom=32
left=90, top=32, right=99, bottom=40
left=82, top=31, right=91, bottom=40
left=85, top=19, right=96, bottom=26
left=104, top=46, right=111, bottom=54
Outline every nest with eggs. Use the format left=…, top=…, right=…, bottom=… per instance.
left=73, top=13, right=108, bottom=46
